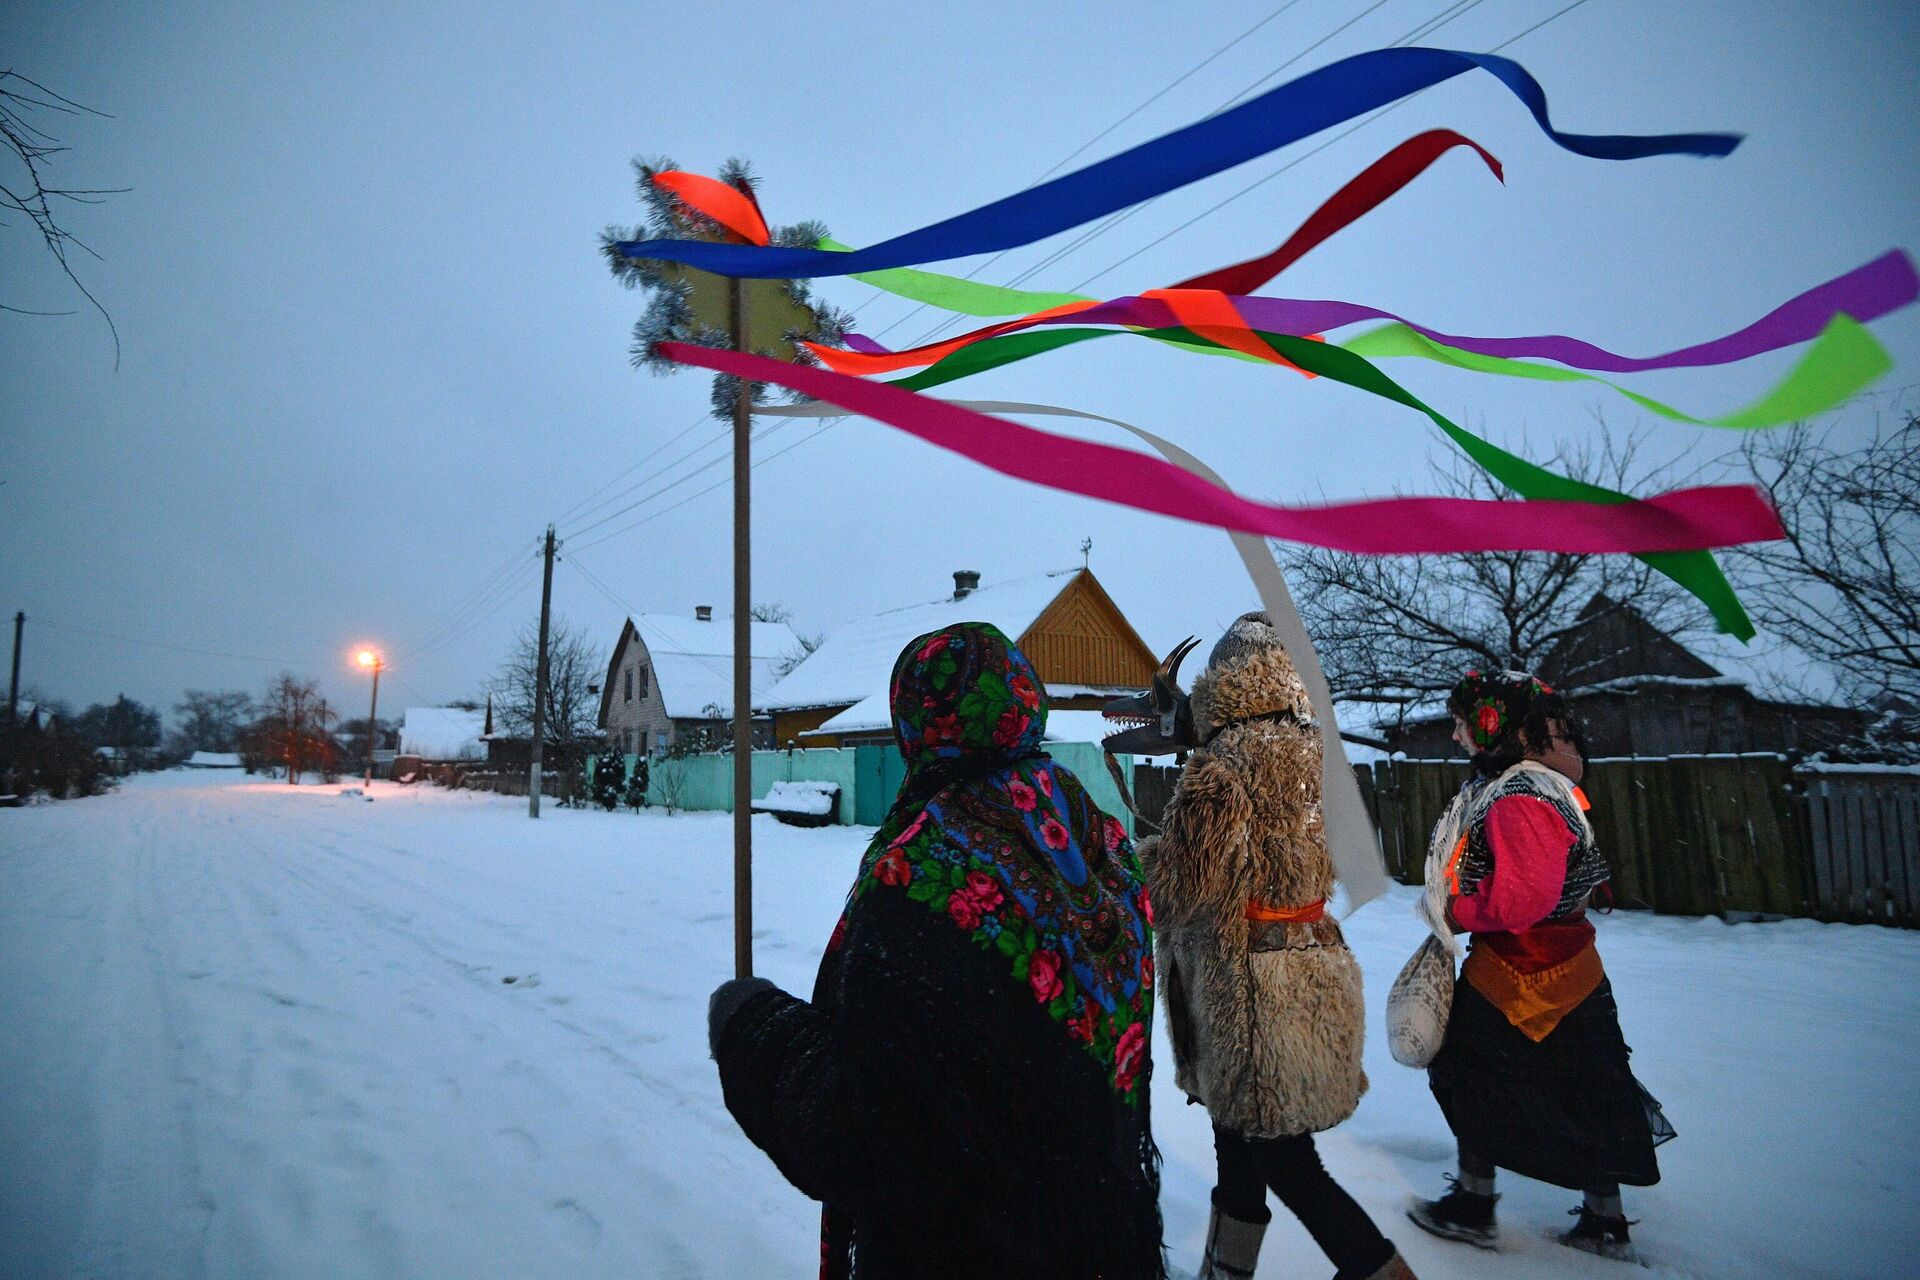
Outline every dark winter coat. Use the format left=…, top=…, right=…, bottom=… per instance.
left=712, top=623, right=1163, bottom=1280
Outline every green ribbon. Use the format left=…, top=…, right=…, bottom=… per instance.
left=821, top=236, right=1088, bottom=315
left=889, top=324, right=1757, bottom=638
left=1342, top=315, right=1890, bottom=429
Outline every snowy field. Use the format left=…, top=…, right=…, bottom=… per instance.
left=3, top=772, right=1916, bottom=1280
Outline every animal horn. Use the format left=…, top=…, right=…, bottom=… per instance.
left=1159, top=636, right=1199, bottom=684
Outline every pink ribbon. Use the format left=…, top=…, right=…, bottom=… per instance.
left=660, top=343, right=1782, bottom=555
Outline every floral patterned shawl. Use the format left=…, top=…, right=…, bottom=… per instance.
left=842, top=622, right=1156, bottom=1097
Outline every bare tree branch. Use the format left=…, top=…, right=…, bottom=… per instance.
left=1279, top=429, right=1708, bottom=731
left=1, top=69, right=123, bottom=365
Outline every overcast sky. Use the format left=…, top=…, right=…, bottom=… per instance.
left=4, top=0, right=1917, bottom=725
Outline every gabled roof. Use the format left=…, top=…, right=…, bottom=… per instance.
left=598, top=613, right=797, bottom=723
left=185, top=751, right=243, bottom=768
left=763, top=570, right=1080, bottom=715
left=398, top=707, right=487, bottom=760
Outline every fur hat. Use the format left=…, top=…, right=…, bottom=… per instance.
left=1189, top=612, right=1315, bottom=743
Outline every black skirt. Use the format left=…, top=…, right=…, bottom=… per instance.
left=1427, top=977, right=1673, bottom=1190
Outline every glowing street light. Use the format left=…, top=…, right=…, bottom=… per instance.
left=354, top=647, right=382, bottom=786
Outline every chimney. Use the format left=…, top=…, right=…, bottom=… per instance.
left=952, top=570, right=981, bottom=600
left=695, top=605, right=713, bottom=622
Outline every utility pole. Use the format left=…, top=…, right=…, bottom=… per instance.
left=528, top=525, right=558, bottom=818
left=8, top=611, right=21, bottom=723
left=729, top=276, right=755, bottom=979
left=362, top=657, right=381, bottom=788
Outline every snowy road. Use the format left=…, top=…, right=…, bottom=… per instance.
left=3, top=773, right=1916, bottom=1279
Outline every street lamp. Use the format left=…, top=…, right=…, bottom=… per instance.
left=355, top=647, right=382, bottom=787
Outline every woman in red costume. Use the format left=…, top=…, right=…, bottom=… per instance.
left=1407, top=671, right=1673, bottom=1264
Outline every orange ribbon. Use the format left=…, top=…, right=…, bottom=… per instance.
left=1245, top=897, right=1327, bottom=923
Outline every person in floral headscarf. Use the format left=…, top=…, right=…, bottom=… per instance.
left=1407, top=670, right=1673, bottom=1265
left=706, top=623, right=1163, bottom=1280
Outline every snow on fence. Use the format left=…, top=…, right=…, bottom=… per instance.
left=1132, top=756, right=1920, bottom=928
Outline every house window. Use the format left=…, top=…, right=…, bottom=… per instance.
left=639, top=729, right=650, bottom=755
left=624, top=668, right=633, bottom=703
left=639, top=664, right=649, bottom=697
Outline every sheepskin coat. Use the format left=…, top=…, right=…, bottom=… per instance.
left=1141, top=638, right=1367, bottom=1138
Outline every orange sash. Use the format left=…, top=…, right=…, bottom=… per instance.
left=1462, top=937, right=1604, bottom=1042
left=1245, top=897, right=1327, bottom=923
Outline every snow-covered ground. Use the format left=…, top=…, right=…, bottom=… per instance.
left=3, top=773, right=1915, bottom=1280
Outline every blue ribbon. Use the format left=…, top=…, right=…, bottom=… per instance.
left=613, top=47, right=1739, bottom=279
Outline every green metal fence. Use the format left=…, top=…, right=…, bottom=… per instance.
left=590, top=743, right=1137, bottom=836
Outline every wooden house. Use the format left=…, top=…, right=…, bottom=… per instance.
left=764, top=568, right=1157, bottom=748
left=1380, top=594, right=1870, bottom=758
left=596, top=606, right=795, bottom=756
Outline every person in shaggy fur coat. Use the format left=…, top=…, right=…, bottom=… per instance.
left=1143, top=612, right=1415, bottom=1280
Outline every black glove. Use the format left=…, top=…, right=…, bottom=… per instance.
left=708, top=976, right=778, bottom=1057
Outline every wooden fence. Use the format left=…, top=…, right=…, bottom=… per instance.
left=1133, top=756, right=1919, bottom=928
left=1800, top=767, right=1920, bottom=928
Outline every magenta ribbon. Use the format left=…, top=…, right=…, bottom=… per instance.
left=659, top=343, right=1782, bottom=555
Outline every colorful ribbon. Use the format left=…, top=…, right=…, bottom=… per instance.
left=823, top=251, right=1918, bottom=376
left=820, top=129, right=1504, bottom=317
left=615, top=48, right=1736, bottom=279
left=659, top=341, right=1780, bottom=559
left=757, top=394, right=1393, bottom=911
left=882, top=313, right=1890, bottom=433
left=874, top=325, right=1765, bottom=635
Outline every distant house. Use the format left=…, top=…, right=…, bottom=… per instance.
left=596, top=606, right=796, bottom=757
left=7, top=701, right=55, bottom=734
left=764, top=568, right=1157, bottom=748
left=397, top=707, right=488, bottom=762
left=1379, top=594, right=1870, bottom=758
left=183, top=751, right=244, bottom=769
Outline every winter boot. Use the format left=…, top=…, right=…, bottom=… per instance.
left=1406, top=1176, right=1498, bottom=1249
left=1195, top=1204, right=1268, bottom=1280
left=1338, top=1247, right=1419, bottom=1280
left=1558, top=1205, right=1639, bottom=1263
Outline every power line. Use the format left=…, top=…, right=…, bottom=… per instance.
left=853, top=0, right=1316, bottom=344
left=565, top=418, right=794, bottom=554
left=548, top=3, right=1390, bottom=556
left=562, top=552, right=778, bottom=700
left=34, top=618, right=327, bottom=668
left=1067, top=0, right=1582, bottom=294
left=541, top=0, right=1570, bottom=557
left=391, top=536, right=540, bottom=660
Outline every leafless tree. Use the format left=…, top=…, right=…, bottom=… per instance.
left=247, top=674, right=340, bottom=783
left=1278, top=431, right=1709, bottom=734
left=2, top=70, right=122, bottom=362
left=751, top=600, right=820, bottom=678
left=493, top=617, right=606, bottom=751
left=174, top=689, right=253, bottom=752
left=1733, top=410, right=1919, bottom=739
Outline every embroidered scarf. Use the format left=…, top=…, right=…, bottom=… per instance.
left=841, top=622, right=1156, bottom=1099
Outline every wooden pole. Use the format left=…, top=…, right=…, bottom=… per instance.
left=529, top=525, right=557, bottom=818
left=8, top=611, right=21, bottom=724
left=364, top=660, right=381, bottom=787
left=730, top=275, right=754, bottom=979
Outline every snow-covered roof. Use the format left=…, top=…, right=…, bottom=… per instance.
left=765, top=570, right=1077, bottom=714
left=185, top=751, right=243, bottom=768
left=614, top=613, right=795, bottom=720
left=652, top=651, right=786, bottom=721
left=398, top=708, right=487, bottom=760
